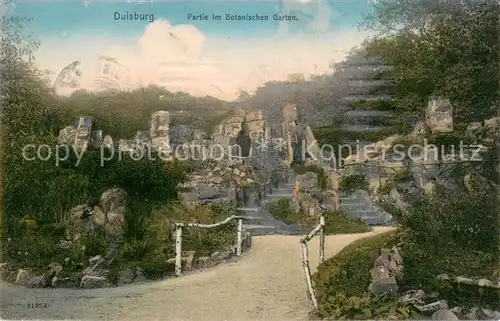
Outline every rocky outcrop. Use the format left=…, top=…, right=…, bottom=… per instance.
left=178, top=159, right=255, bottom=209
left=368, top=246, right=404, bottom=295
left=67, top=188, right=128, bottom=262
left=292, top=172, right=337, bottom=216
left=425, top=98, right=454, bottom=134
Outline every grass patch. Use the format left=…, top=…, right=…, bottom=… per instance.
left=313, top=229, right=401, bottom=313
left=266, top=199, right=370, bottom=234
left=300, top=211, right=371, bottom=235
left=339, top=174, right=369, bottom=195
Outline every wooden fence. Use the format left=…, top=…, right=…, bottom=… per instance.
left=299, top=213, right=325, bottom=309
left=173, top=215, right=248, bottom=276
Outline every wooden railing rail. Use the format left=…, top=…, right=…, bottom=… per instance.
left=173, top=215, right=248, bottom=276
left=299, top=214, right=325, bottom=309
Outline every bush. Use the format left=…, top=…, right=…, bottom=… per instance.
left=313, top=229, right=400, bottom=302
left=299, top=210, right=371, bottom=235
left=266, top=198, right=298, bottom=225
left=340, top=174, right=369, bottom=194
left=266, top=198, right=371, bottom=234
left=312, top=292, right=411, bottom=320
left=148, top=203, right=237, bottom=258
left=400, top=185, right=499, bottom=286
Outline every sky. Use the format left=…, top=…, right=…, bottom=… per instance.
left=3, top=0, right=376, bottom=100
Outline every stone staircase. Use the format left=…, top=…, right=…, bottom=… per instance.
left=237, top=170, right=300, bottom=236
left=340, top=190, right=392, bottom=226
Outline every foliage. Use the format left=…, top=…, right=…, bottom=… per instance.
left=339, top=174, right=369, bottom=194
left=348, top=100, right=398, bottom=112
left=0, top=18, right=234, bottom=280
left=313, top=230, right=401, bottom=313
left=148, top=203, right=237, bottom=258
left=266, top=198, right=298, bottom=225
left=313, top=126, right=400, bottom=147
left=299, top=210, right=371, bottom=235
left=399, top=183, right=499, bottom=287
left=266, top=199, right=370, bottom=234
left=314, top=293, right=411, bottom=320
left=54, top=86, right=232, bottom=138
left=360, top=0, right=499, bottom=129
left=293, top=164, right=328, bottom=189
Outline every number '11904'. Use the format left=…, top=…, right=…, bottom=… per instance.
left=27, top=303, right=48, bottom=308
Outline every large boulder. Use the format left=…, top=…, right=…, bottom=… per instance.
left=99, top=188, right=128, bottom=214
left=80, top=275, right=109, bottom=289
left=58, top=126, right=76, bottom=145
left=368, top=246, right=404, bottom=295
left=425, top=98, right=454, bottom=134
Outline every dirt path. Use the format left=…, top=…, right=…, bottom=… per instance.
left=1, top=227, right=394, bottom=320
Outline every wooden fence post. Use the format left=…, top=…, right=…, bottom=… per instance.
left=300, top=240, right=318, bottom=309
left=319, top=215, right=325, bottom=264
left=175, top=226, right=183, bottom=276
left=236, top=218, right=243, bottom=256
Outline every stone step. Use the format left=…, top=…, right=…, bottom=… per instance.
left=265, top=194, right=293, bottom=200
left=342, top=203, right=370, bottom=211
left=344, top=210, right=380, bottom=219
left=272, top=187, right=294, bottom=192
left=340, top=198, right=365, bottom=205
left=236, top=207, right=260, bottom=212
left=361, top=216, right=392, bottom=226
left=267, top=192, right=293, bottom=197
left=243, top=224, right=300, bottom=236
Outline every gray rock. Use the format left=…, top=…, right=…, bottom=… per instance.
left=135, top=267, right=147, bottom=282
left=398, top=289, right=425, bottom=305
left=91, top=206, right=107, bottom=226
left=80, top=275, right=109, bottom=289
left=118, top=268, right=135, bottom=285
left=296, top=172, right=318, bottom=191
left=195, top=256, right=212, bottom=269
left=80, top=275, right=109, bottom=288
left=368, top=276, right=398, bottom=295
left=99, top=188, right=128, bottom=214
left=197, top=183, right=220, bottom=199
left=210, top=251, right=233, bottom=261
left=48, top=262, right=63, bottom=277
left=425, top=98, right=453, bottom=134
left=14, top=269, right=30, bottom=285
left=465, top=307, right=489, bottom=320
left=52, top=276, right=76, bottom=288
left=58, top=126, right=76, bottom=145
left=431, top=309, right=459, bottom=320
left=26, top=275, right=46, bottom=288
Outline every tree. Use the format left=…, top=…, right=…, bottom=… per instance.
left=359, top=0, right=499, bottom=129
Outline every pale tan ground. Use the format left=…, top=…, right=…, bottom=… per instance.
left=1, top=227, right=394, bottom=321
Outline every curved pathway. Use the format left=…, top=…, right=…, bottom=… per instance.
left=1, top=227, right=394, bottom=320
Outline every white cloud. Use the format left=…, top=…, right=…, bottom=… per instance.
left=35, top=19, right=373, bottom=101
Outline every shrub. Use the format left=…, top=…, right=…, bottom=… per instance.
left=148, top=203, right=237, bottom=258
left=313, top=293, right=411, bottom=320
left=393, top=170, right=410, bottom=183
left=267, top=198, right=298, bottom=225
left=400, top=185, right=499, bottom=287
left=138, top=251, right=174, bottom=279
left=299, top=210, right=371, bottom=234
left=340, top=174, right=369, bottom=194
left=313, top=229, right=400, bottom=302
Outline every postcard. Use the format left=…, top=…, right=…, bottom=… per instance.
left=1, top=0, right=498, bottom=320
